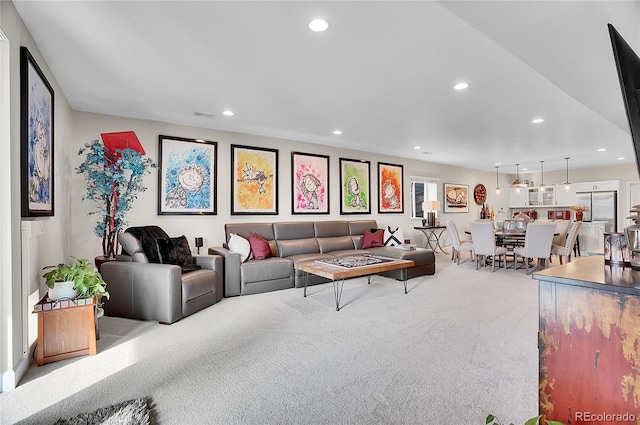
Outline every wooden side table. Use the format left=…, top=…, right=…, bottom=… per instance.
left=33, top=294, right=97, bottom=366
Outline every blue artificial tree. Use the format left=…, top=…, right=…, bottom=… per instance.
left=76, top=138, right=155, bottom=259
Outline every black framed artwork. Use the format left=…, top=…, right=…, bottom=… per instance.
left=339, top=158, right=370, bottom=214
left=291, top=151, right=330, bottom=214
left=378, top=162, right=404, bottom=213
left=157, top=135, right=217, bottom=215
left=231, top=144, right=278, bottom=215
left=20, top=46, right=54, bottom=217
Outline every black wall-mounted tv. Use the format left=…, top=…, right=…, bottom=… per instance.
left=609, top=24, right=640, bottom=178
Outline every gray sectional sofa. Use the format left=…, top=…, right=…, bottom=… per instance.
left=208, top=220, right=435, bottom=297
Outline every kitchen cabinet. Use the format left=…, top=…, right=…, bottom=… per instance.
left=572, top=180, right=620, bottom=193
left=553, top=184, right=575, bottom=206
left=527, top=186, right=554, bottom=206
left=508, top=187, right=528, bottom=208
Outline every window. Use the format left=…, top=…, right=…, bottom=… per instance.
left=410, top=176, right=438, bottom=219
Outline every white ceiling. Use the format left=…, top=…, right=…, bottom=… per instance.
left=12, top=0, right=640, bottom=174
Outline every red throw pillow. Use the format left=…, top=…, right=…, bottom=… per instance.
left=249, top=232, right=272, bottom=260
left=362, top=229, right=384, bottom=249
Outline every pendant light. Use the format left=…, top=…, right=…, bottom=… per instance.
left=514, top=163, right=527, bottom=192
left=563, top=157, right=571, bottom=190
left=495, top=165, right=501, bottom=194
left=539, top=160, right=545, bottom=190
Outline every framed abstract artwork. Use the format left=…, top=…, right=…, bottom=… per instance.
left=158, top=135, right=217, bottom=215
left=378, top=162, right=404, bottom=213
left=231, top=145, right=278, bottom=215
left=20, top=46, right=54, bottom=217
left=443, top=183, right=469, bottom=213
left=291, top=151, right=329, bottom=214
left=339, top=158, right=370, bottom=214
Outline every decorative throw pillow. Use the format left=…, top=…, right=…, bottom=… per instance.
left=362, top=229, right=384, bottom=249
left=155, top=235, right=202, bottom=273
left=384, top=226, right=404, bottom=246
left=228, top=233, right=251, bottom=263
left=249, top=232, right=272, bottom=260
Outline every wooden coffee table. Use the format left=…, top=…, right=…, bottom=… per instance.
left=295, top=256, right=414, bottom=311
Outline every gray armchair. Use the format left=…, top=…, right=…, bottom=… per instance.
left=100, top=226, right=223, bottom=324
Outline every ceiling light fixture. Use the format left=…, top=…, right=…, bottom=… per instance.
left=531, top=118, right=544, bottom=124
left=539, top=160, right=545, bottom=188
left=413, top=146, right=421, bottom=150
left=308, top=18, right=329, bottom=32
left=618, top=157, right=626, bottom=160
left=598, top=148, right=607, bottom=152
left=495, top=166, right=501, bottom=194
left=454, top=82, right=469, bottom=90
left=563, top=157, right=571, bottom=190
left=223, top=110, right=234, bottom=116
left=333, top=130, right=342, bottom=135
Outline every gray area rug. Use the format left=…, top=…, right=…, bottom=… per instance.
left=52, top=398, right=151, bottom=425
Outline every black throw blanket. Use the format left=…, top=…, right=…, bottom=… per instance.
left=125, top=226, right=170, bottom=264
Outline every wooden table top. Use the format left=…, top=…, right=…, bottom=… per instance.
left=295, top=257, right=414, bottom=280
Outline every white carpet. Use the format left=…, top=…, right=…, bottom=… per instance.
left=1, top=253, right=546, bottom=424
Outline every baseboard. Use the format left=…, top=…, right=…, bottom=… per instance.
left=0, top=346, right=32, bottom=392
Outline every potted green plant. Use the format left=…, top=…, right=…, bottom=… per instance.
left=486, top=414, right=565, bottom=425
left=42, top=258, right=110, bottom=315
left=76, top=132, right=155, bottom=262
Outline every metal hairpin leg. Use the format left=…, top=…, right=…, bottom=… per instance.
left=333, top=279, right=345, bottom=311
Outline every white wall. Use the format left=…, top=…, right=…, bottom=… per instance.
left=72, top=111, right=508, bottom=255
left=1, top=0, right=75, bottom=391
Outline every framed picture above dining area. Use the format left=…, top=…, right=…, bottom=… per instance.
left=443, top=183, right=469, bottom=213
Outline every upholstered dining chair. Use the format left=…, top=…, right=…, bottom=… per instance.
left=513, top=222, right=557, bottom=274
left=469, top=222, right=508, bottom=272
left=446, top=220, right=474, bottom=265
left=551, top=221, right=582, bottom=265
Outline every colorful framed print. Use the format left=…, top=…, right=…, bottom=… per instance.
left=20, top=46, right=54, bottom=217
left=292, top=152, right=329, bottom=214
left=378, top=162, right=404, bottom=213
left=158, top=135, right=217, bottom=215
left=443, top=183, right=469, bottom=213
left=231, top=145, right=278, bottom=215
left=339, top=158, right=370, bottom=214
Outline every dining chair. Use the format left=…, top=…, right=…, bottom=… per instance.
left=551, top=220, right=570, bottom=247
left=469, top=222, right=508, bottom=271
left=445, top=220, right=474, bottom=265
left=551, top=221, right=582, bottom=264
left=513, top=222, right=556, bottom=274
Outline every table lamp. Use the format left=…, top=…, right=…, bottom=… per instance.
left=195, top=237, right=203, bottom=254
left=422, top=200, right=440, bottom=227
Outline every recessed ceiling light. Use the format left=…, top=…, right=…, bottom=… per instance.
left=618, top=157, right=625, bottom=160
left=308, top=18, right=329, bottom=32
left=522, top=168, right=528, bottom=171
left=531, top=118, right=544, bottom=124
left=413, top=146, right=421, bottom=150
left=333, top=130, right=342, bottom=135
left=454, top=82, right=469, bottom=90
left=597, top=148, right=607, bottom=152
left=223, top=110, right=234, bottom=116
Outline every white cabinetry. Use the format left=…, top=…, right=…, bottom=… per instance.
left=553, top=184, right=575, bottom=206
left=573, top=180, right=620, bottom=193
left=509, top=187, right=528, bottom=208
left=527, top=187, right=555, bottom=206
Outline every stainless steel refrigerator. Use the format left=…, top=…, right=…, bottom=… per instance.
left=574, top=190, right=617, bottom=232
